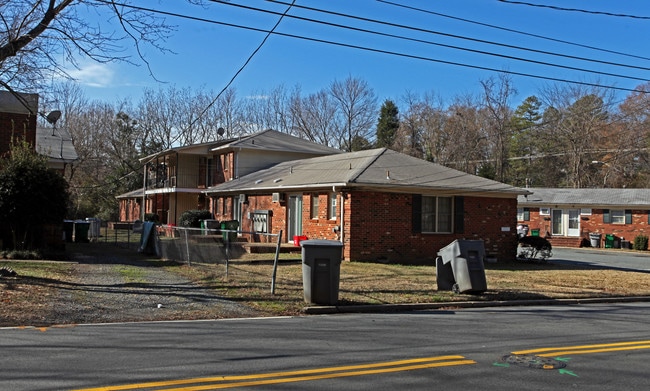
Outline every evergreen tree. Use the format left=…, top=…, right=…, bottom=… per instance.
left=376, top=100, right=400, bottom=148
left=509, top=96, right=543, bottom=187
left=0, top=141, right=69, bottom=250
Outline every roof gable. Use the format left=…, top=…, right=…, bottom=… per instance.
left=211, top=129, right=341, bottom=155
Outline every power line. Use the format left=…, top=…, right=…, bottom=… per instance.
left=112, top=2, right=645, bottom=94
left=262, top=0, right=650, bottom=73
left=177, top=0, right=296, bottom=145
left=498, top=0, right=650, bottom=20
left=377, top=0, right=650, bottom=62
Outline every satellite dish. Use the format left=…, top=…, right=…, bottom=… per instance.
left=46, top=110, right=62, bottom=125
left=217, top=127, right=225, bottom=136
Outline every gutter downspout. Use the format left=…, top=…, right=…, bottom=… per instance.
left=333, top=185, right=344, bottom=249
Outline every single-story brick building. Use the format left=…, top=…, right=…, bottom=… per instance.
left=205, top=148, right=530, bottom=264
left=517, top=187, right=650, bottom=248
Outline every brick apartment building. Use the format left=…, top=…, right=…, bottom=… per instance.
left=206, top=148, right=529, bottom=264
left=517, top=188, right=650, bottom=248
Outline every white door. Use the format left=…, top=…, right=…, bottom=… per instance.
left=551, top=209, right=581, bottom=237
left=287, top=194, right=303, bottom=241
left=568, top=209, right=581, bottom=237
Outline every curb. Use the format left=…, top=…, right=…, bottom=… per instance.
left=303, top=296, right=650, bottom=315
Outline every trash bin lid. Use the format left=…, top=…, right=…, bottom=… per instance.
left=300, top=239, right=343, bottom=247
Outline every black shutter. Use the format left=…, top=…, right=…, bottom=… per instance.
left=412, top=194, right=422, bottom=233
left=454, top=196, right=465, bottom=233
left=603, top=209, right=611, bottom=224
left=524, top=207, right=530, bottom=221
left=625, top=210, right=632, bottom=224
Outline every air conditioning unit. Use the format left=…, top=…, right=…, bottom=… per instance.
left=272, top=192, right=284, bottom=203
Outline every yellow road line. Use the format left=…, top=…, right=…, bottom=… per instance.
left=73, top=355, right=476, bottom=391
left=512, top=340, right=650, bottom=356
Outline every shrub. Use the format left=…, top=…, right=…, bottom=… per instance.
left=517, top=236, right=553, bottom=262
left=633, top=235, right=648, bottom=251
left=179, top=210, right=213, bottom=228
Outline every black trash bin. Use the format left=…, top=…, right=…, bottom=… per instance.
left=435, top=256, right=455, bottom=291
left=74, top=220, right=90, bottom=243
left=437, top=239, right=487, bottom=294
left=301, top=239, right=343, bottom=305
left=63, top=220, right=74, bottom=243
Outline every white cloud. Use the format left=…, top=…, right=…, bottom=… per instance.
left=66, top=63, right=115, bottom=88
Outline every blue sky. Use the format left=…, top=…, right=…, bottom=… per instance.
left=70, top=0, right=650, bottom=107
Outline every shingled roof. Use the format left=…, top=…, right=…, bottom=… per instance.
left=518, top=187, right=650, bottom=208
left=205, top=148, right=529, bottom=197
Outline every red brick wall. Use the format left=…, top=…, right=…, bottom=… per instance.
left=0, top=112, right=36, bottom=156
left=209, top=191, right=520, bottom=263
left=345, top=192, right=518, bottom=264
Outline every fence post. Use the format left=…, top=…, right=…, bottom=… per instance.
left=183, top=227, right=192, bottom=267
left=271, top=229, right=283, bottom=295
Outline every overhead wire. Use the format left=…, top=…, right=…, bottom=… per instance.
left=107, top=1, right=648, bottom=94
left=262, top=0, right=650, bottom=73
left=497, top=0, right=650, bottom=20
left=377, top=0, right=650, bottom=62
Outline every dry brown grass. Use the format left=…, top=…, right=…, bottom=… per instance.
left=2, top=244, right=650, bottom=323
left=172, top=252, right=650, bottom=315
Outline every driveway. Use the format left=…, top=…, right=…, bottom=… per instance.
left=549, top=247, right=650, bottom=272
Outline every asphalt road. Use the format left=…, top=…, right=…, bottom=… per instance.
left=550, top=247, right=650, bottom=272
left=2, top=302, right=649, bottom=390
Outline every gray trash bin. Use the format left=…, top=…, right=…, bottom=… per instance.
left=589, top=233, right=602, bottom=248
left=301, top=239, right=343, bottom=305
left=435, top=256, right=455, bottom=291
left=437, top=239, right=487, bottom=294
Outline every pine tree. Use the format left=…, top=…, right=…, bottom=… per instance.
left=376, top=100, right=400, bottom=148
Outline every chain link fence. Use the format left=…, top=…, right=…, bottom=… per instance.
left=155, top=224, right=281, bottom=262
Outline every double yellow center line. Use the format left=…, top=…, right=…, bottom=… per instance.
left=512, top=340, right=650, bottom=357
left=75, top=355, right=475, bottom=390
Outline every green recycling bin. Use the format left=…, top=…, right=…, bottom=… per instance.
left=220, top=220, right=239, bottom=243
left=605, top=234, right=615, bottom=248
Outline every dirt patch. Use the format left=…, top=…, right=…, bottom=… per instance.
left=0, top=244, right=262, bottom=327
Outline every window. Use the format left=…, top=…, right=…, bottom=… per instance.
left=328, top=193, right=337, bottom=220
left=517, top=207, right=530, bottom=221
left=580, top=208, right=592, bottom=215
left=310, top=194, right=319, bottom=219
left=603, top=209, right=632, bottom=224
left=421, top=196, right=453, bottom=233
left=540, top=208, right=550, bottom=215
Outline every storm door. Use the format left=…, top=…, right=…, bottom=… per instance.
left=287, top=194, right=303, bottom=241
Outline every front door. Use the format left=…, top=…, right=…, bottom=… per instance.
left=567, top=209, right=580, bottom=236
left=287, top=194, right=303, bottom=242
left=551, top=209, right=581, bottom=237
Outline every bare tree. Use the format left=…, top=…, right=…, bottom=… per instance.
left=539, top=83, right=614, bottom=188
left=289, top=87, right=340, bottom=148
left=0, top=0, right=178, bottom=99
left=443, top=96, right=487, bottom=174
left=239, top=85, right=293, bottom=134
left=329, top=76, right=378, bottom=151
left=479, top=73, right=516, bottom=182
